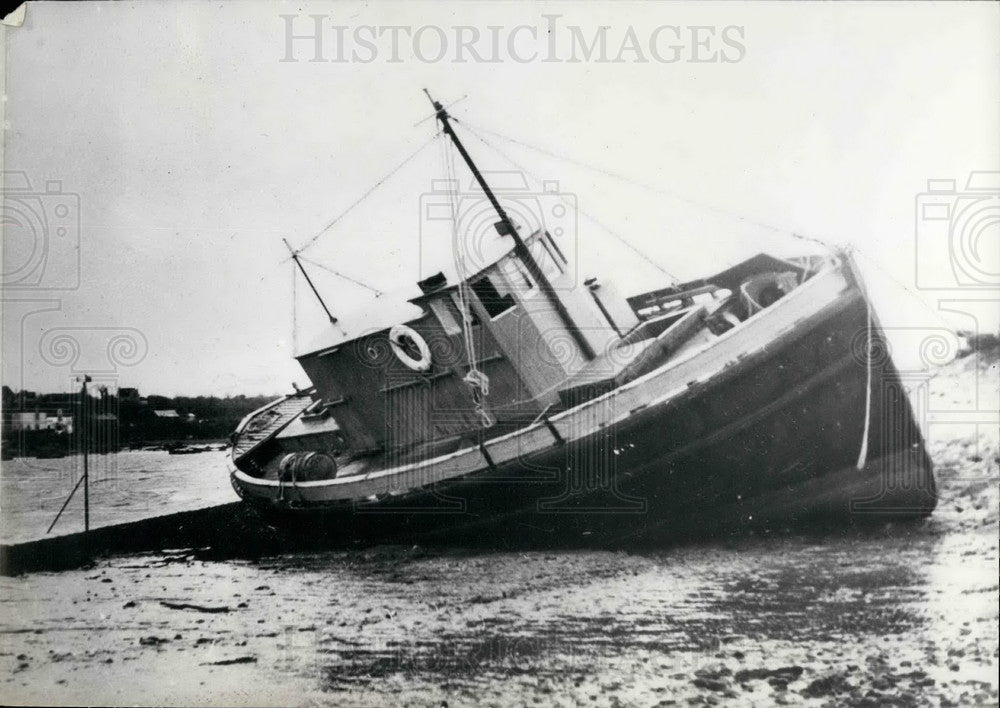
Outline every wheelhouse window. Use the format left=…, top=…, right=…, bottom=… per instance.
left=470, top=275, right=516, bottom=319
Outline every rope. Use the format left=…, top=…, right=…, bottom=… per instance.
left=290, top=134, right=438, bottom=256
left=298, top=256, right=384, bottom=296
left=280, top=136, right=433, bottom=347
left=789, top=231, right=837, bottom=250
left=455, top=119, right=679, bottom=284
left=288, top=463, right=302, bottom=508
left=455, top=117, right=835, bottom=252
left=852, top=246, right=959, bottom=333
left=439, top=132, right=494, bottom=429
left=291, top=260, right=298, bottom=353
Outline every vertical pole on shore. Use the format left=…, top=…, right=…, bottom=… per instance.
left=44, top=373, right=94, bottom=536
left=81, top=375, right=91, bottom=533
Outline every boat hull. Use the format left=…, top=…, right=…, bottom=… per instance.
left=230, top=264, right=936, bottom=543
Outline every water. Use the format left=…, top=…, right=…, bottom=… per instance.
left=0, top=450, right=234, bottom=543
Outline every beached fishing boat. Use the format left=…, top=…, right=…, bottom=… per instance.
left=228, top=93, right=936, bottom=542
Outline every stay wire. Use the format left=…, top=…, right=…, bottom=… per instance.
left=297, top=255, right=384, bottom=296
left=291, top=259, right=298, bottom=353
left=455, top=116, right=837, bottom=251
left=289, top=134, right=439, bottom=256
left=850, top=246, right=959, bottom=333
left=454, top=119, right=680, bottom=284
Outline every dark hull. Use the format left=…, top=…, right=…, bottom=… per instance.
left=244, top=276, right=936, bottom=545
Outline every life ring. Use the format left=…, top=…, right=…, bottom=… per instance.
left=388, top=324, right=432, bottom=372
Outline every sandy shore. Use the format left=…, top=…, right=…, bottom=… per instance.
left=1, top=351, right=996, bottom=707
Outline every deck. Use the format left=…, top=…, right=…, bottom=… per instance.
left=557, top=305, right=711, bottom=407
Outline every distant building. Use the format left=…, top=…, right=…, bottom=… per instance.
left=10, top=411, right=44, bottom=430
left=9, top=410, right=74, bottom=433
left=152, top=409, right=180, bottom=419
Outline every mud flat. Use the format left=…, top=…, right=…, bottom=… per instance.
left=1, top=351, right=996, bottom=706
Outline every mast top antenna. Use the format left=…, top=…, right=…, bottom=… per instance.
left=422, top=88, right=446, bottom=117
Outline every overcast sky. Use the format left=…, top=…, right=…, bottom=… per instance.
left=2, top=1, right=997, bottom=396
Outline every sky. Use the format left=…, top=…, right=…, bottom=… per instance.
left=2, top=1, right=998, bottom=396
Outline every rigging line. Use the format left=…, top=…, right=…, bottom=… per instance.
left=455, top=120, right=679, bottom=284
left=292, top=259, right=298, bottom=354
left=440, top=130, right=493, bottom=427
left=850, top=246, right=958, bottom=332
left=455, top=116, right=829, bottom=246
left=297, top=256, right=384, bottom=296
left=788, top=231, right=837, bottom=250
left=289, top=133, right=439, bottom=257
left=442, top=133, right=475, bottom=360
left=458, top=119, right=678, bottom=282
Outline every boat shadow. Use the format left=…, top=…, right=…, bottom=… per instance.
left=184, top=502, right=939, bottom=563
left=2, top=500, right=941, bottom=575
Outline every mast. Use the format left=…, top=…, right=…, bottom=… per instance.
left=283, top=238, right=339, bottom=326
left=424, top=90, right=595, bottom=361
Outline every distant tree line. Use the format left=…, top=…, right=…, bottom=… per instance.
left=2, top=386, right=280, bottom=457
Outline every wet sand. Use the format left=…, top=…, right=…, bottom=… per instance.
left=1, top=352, right=997, bottom=706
